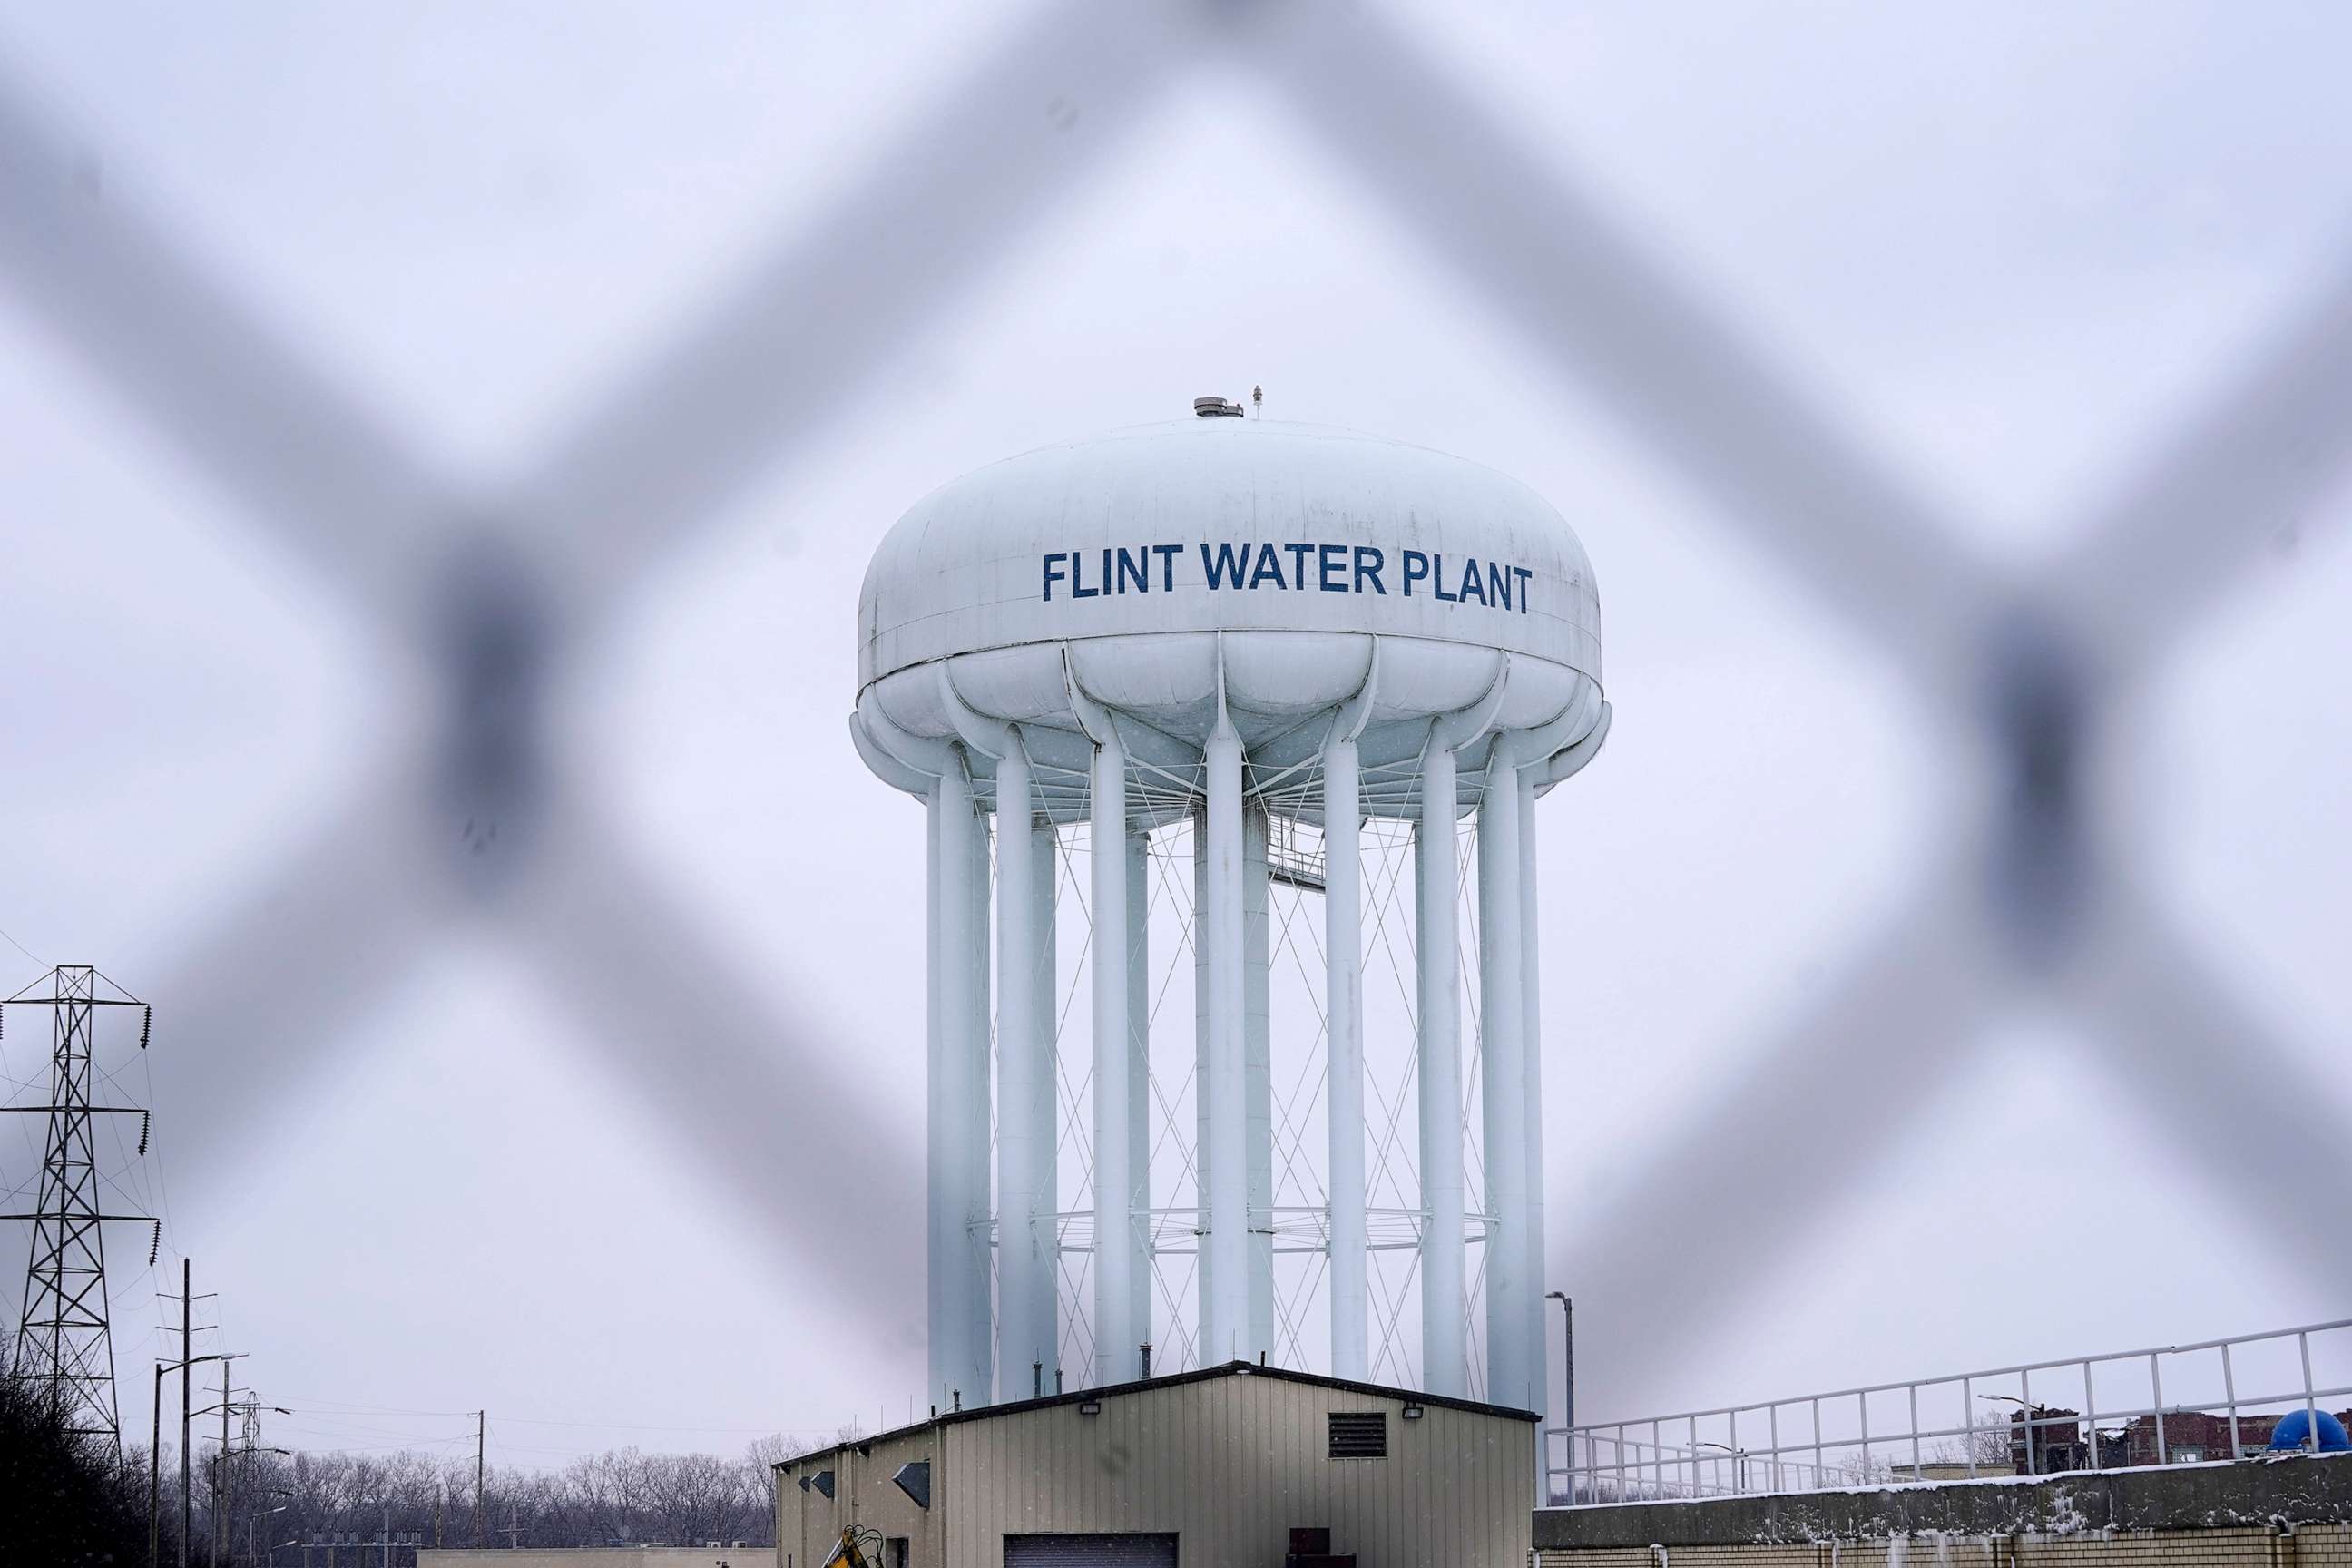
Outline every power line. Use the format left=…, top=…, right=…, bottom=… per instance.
left=0, top=926, right=44, bottom=968
left=273, top=1393, right=839, bottom=1436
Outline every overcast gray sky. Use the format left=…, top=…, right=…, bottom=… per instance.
left=2, top=0, right=2349, bottom=1467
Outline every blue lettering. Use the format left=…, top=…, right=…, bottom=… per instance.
left=1318, top=544, right=1348, bottom=593
left=1202, top=542, right=1250, bottom=589
left=1052, top=543, right=1523, bottom=607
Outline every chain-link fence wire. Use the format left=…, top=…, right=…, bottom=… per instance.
left=3, top=0, right=2350, bottom=1411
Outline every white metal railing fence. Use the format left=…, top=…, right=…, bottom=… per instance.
left=1546, top=1318, right=2352, bottom=1505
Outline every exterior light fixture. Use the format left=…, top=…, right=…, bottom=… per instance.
left=1401, top=1404, right=1425, bottom=1421
left=1079, top=1398, right=1102, bottom=1416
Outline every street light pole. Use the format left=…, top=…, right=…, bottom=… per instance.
left=1546, top=1292, right=1573, bottom=1429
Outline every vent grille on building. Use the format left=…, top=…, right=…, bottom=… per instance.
left=1327, top=1412, right=1387, bottom=1459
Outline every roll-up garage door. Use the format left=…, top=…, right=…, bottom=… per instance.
left=1002, top=1533, right=1179, bottom=1567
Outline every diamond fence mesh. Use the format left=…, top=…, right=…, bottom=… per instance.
left=2, top=0, right=2348, bottom=1449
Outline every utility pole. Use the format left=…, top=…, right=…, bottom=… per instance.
left=159, top=1259, right=228, bottom=1568
left=222, top=1400, right=291, bottom=1568
left=216, top=1358, right=232, bottom=1565
left=1, top=965, right=159, bottom=1456
left=151, top=1361, right=163, bottom=1568
left=473, top=1411, right=485, bottom=1547
left=175, top=1340, right=247, bottom=1568
left=181, top=1262, right=192, bottom=1568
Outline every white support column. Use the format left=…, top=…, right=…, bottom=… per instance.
left=965, top=784, right=994, bottom=1406
left=1200, top=709, right=1249, bottom=1365
left=1478, top=746, right=1531, bottom=1414
left=1522, top=698, right=1611, bottom=1444
left=1519, top=763, right=1549, bottom=1437
left=925, top=780, right=947, bottom=1408
left=1124, top=824, right=1152, bottom=1368
left=1244, top=803, right=1274, bottom=1362
left=994, top=743, right=1051, bottom=1402
left=1324, top=730, right=1368, bottom=1380
left=1034, top=819, right=1061, bottom=1387
left=932, top=751, right=990, bottom=1410
left=1416, top=739, right=1467, bottom=1396
left=1090, top=722, right=1135, bottom=1387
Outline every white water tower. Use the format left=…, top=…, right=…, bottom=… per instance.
left=852, top=407, right=1609, bottom=1416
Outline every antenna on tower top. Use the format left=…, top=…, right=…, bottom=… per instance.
left=1251, top=385, right=1263, bottom=418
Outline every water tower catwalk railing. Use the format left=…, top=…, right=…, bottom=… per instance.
left=855, top=645, right=1610, bottom=1414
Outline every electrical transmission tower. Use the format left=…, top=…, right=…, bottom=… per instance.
left=2, top=965, right=159, bottom=1453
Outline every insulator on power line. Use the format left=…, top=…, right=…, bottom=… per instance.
left=148, top=1222, right=161, bottom=1267
left=138, top=1111, right=150, bottom=1156
left=139, top=1006, right=151, bottom=1049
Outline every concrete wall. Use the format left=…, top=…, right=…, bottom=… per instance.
left=1534, top=1524, right=2352, bottom=1568
left=1535, top=1453, right=2352, bottom=1551
left=778, top=1367, right=1534, bottom=1568
left=417, top=1551, right=772, bottom=1568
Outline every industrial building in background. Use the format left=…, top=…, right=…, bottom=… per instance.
left=851, top=405, right=1609, bottom=1420
left=777, top=1360, right=1535, bottom=1568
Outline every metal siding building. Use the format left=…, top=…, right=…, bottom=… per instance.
left=778, top=1363, right=1534, bottom=1568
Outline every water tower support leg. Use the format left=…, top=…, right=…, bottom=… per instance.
left=933, top=757, right=989, bottom=1409
left=995, top=746, right=1046, bottom=1401
left=926, top=782, right=946, bottom=1409
left=1325, top=735, right=1368, bottom=1381
left=1479, top=759, right=1529, bottom=1412
left=1245, top=805, right=1274, bottom=1361
left=1201, top=714, right=1250, bottom=1365
left=1090, top=727, right=1134, bottom=1387
left=965, top=788, right=995, bottom=1406
left=1125, top=824, right=1152, bottom=1364
left=1519, top=765, right=1550, bottom=1437
left=1416, top=742, right=1467, bottom=1396
left=1036, top=820, right=1062, bottom=1376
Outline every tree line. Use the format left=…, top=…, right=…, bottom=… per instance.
left=142, top=1433, right=835, bottom=1560
left=0, top=1376, right=864, bottom=1563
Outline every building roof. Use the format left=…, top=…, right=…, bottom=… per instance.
left=772, top=1359, right=1539, bottom=1473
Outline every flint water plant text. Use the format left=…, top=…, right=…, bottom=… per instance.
left=1040, top=543, right=1534, bottom=612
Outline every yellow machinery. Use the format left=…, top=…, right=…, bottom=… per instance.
left=825, top=1524, right=885, bottom=1568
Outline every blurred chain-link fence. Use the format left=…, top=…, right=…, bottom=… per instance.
left=4, top=0, right=2349, bottom=1422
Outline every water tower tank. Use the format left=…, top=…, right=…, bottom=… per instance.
left=853, top=413, right=1610, bottom=1423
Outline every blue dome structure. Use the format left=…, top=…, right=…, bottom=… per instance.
left=2266, top=1409, right=2351, bottom=1452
